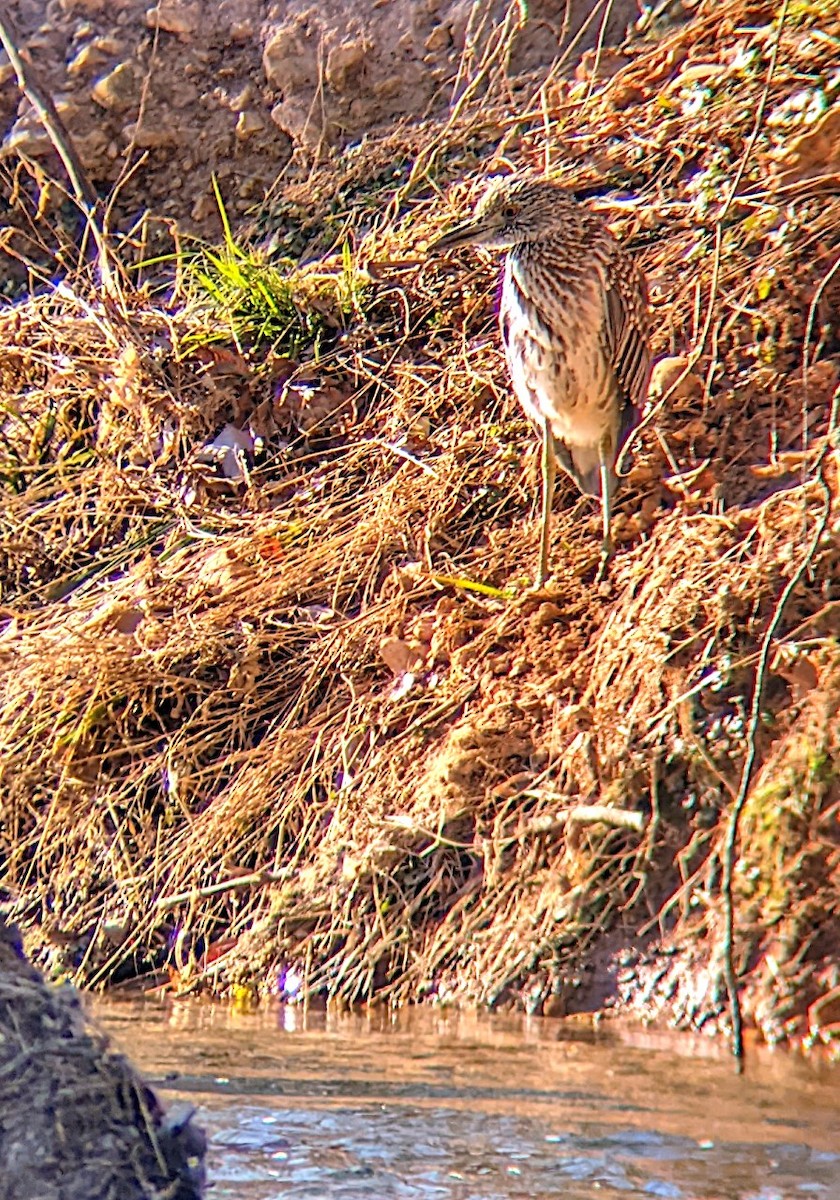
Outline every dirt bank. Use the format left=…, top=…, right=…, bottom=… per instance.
left=0, top=0, right=838, bottom=1053
left=0, top=0, right=643, bottom=242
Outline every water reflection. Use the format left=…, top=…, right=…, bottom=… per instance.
left=94, top=1000, right=840, bottom=1199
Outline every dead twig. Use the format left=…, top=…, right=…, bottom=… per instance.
left=0, top=8, right=125, bottom=292
left=154, top=870, right=294, bottom=911
left=721, top=464, right=832, bottom=1066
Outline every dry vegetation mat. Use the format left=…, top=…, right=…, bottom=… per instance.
left=1, top=0, right=839, bottom=1052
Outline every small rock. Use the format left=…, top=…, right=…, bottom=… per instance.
left=263, top=24, right=317, bottom=89
left=424, top=25, right=451, bottom=52
left=67, top=41, right=111, bottom=75
left=91, top=61, right=138, bottom=112
left=96, top=36, right=125, bottom=54
left=218, top=0, right=258, bottom=40
left=227, top=83, right=253, bottom=111
left=145, top=1, right=201, bottom=38
left=270, top=98, right=320, bottom=148
left=58, top=0, right=107, bottom=12
left=121, top=120, right=181, bottom=149
left=533, top=601, right=563, bottom=627
left=112, top=607, right=144, bottom=636
left=373, top=76, right=403, bottom=99
left=325, top=40, right=367, bottom=92
left=235, top=110, right=265, bottom=140
left=5, top=101, right=81, bottom=157
left=380, top=637, right=425, bottom=676
left=191, top=192, right=216, bottom=222
left=649, top=355, right=703, bottom=401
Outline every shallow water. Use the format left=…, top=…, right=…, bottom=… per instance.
left=94, top=999, right=840, bottom=1199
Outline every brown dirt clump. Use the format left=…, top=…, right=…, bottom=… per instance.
left=0, top=920, right=206, bottom=1199
left=0, top=0, right=839, bottom=1054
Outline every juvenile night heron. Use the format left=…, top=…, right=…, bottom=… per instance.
left=430, top=175, right=651, bottom=585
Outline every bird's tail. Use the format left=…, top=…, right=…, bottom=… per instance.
left=555, top=400, right=641, bottom=497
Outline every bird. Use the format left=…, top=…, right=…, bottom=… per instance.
left=429, top=174, right=651, bottom=586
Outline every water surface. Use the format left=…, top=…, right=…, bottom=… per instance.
left=94, top=1000, right=840, bottom=1199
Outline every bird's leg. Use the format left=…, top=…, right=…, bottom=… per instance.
left=595, top=447, right=614, bottom=584
left=537, top=417, right=556, bottom=587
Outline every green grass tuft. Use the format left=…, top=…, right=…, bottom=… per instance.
left=183, top=177, right=370, bottom=357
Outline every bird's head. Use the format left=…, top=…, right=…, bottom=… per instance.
left=429, top=176, right=569, bottom=253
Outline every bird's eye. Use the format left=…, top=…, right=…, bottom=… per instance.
left=501, top=206, right=518, bottom=222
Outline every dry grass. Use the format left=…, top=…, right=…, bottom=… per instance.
left=1, top=0, right=839, bottom=1048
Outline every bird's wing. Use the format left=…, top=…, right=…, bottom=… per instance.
left=601, top=252, right=651, bottom=440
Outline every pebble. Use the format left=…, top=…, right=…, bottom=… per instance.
left=235, top=110, right=265, bottom=140
left=67, top=42, right=111, bottom=76
left=649, top=355, right=703, bottom=401
left=58, top=0, right=107, bottom=13
left=270, top=98, right=319, bottom=148
left=533, top=602, right=563, bottom=628
left=326, top=40, right=367, bottom=92
left=91, top=61, right=138, bottom=112
left=263, top=26, right=316, bottom=89
left=145, top=2, right=202, bottom=39
left=5, top=102, right=81, bottom=156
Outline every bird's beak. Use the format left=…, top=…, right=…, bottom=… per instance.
left=427, top=219, right=484, bottom=253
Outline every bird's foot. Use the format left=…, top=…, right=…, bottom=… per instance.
left=511, top=570, right=559, bottom=604
left=570, top=494, right=597, bottom=522
left=525, top=575, right=554, bottom=597
left=594, top=541, right=613, bottom=586
left=512, top=576, right=562, bottom=616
